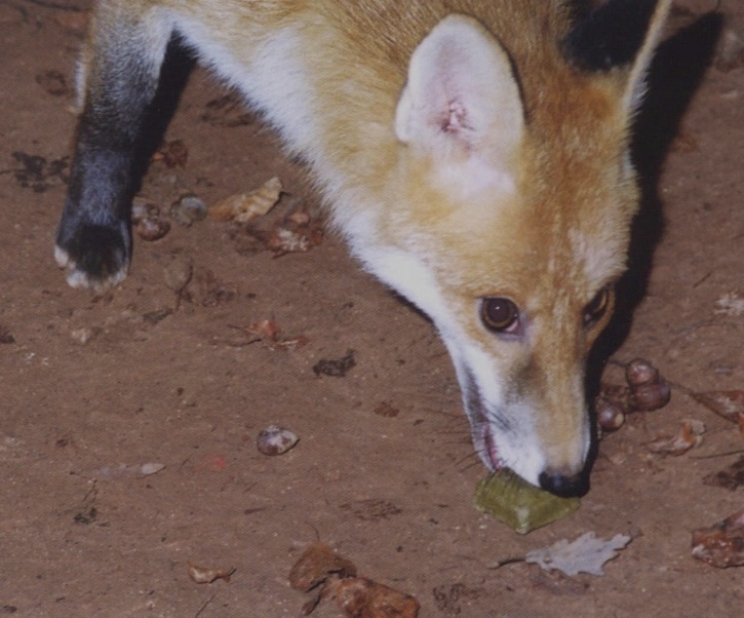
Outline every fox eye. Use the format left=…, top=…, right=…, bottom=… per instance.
left=583, top=285, right=612, bottom=327
left=481, top=297, right=520, bottom=333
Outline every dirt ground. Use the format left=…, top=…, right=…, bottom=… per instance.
left=1, top=1, right=744, bottom=616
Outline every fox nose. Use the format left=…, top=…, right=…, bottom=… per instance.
left=538, top=469, right=588, bottom=498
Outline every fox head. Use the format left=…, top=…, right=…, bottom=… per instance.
left=349, top=0, right=671, bottom=496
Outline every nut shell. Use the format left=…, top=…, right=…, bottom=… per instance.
left=625, top=358, right=659, bottom=387
left=136, top=217, right=171, bottom=241
left=628, top=380, right=671, bottom=412
left=597, top=398, right=625, bottom=431
left=256, top=425, right=299, bottom=456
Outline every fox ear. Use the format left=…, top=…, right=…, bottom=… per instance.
left=395, top=15, right=524, bottom=171
left=564, top=0, right=672, bottom=114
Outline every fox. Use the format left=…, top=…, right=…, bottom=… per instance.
left=55, top=0, right=672, bottom=497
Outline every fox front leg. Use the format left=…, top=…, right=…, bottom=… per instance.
left=55, top=7, right=172, bottom=290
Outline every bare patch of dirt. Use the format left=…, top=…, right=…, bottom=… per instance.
left=1, top=1, right=744, bottom=616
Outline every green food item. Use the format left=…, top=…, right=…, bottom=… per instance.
left=474, top=469, right=580, bottom=534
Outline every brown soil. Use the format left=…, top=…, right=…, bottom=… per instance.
left=2, top=1, right=744, bottom=616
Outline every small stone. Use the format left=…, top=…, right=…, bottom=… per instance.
left=256, top=425, right=299, bottom=456
left=170, top=194, right=208, bottom=227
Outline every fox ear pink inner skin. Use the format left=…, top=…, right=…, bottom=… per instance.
left=55, top=0, right=671, bottom=497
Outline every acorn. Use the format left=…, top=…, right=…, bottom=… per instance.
left=625, top=358, right=658, bottom=387
left=625, top=358, right=670, bottom=412
left=596, top=397, right=625, bottom=431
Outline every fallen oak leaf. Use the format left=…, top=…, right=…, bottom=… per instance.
left=692, top=508, right=744, bottom=568
left=325, top=576, right=420, bottom=618
left=690, top=390, right=744, bottom=424
left=702, top=455, right=744, bottom=491
left=525, top=532, right=631, bottom=576
left=209, top=176, right=283, bottom=222
left=645, top=419, right=705, bottom=456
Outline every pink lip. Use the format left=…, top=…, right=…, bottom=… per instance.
left=483, top=423, right=503, bottom=470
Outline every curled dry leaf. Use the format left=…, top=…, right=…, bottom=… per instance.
left=645, top=419, right=705, bottom=456
left=289, top=543, right=357, bottom=593
left=187, top=561, right=236, bottom=584
left=702, top=455, right=744, bottom=491
left=209, top=176, right=282, bottom=222
left=267, top=227, right=310, bottom=254
left=690, top=390, right=744, bottom=424
left=246, top=319, right=279, bottom=341
left=289, top=543, right=419, bottom=617
left=326, top=576, right=420, bottom=618
left=244, top=319, right=308, bottom=351
left=692, top=508, right=744, bottom=568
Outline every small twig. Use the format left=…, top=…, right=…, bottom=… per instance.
left=194, top=592, right=218, bottom=618
left=690, top=449, right=744, bottom=460
left=18, top=0, right=85, bottom=11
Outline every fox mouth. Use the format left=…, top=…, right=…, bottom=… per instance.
left=462, top=368, right=504, bottom=471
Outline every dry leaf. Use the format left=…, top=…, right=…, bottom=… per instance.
left=525, top=532, right=631, bottom=576
left=187, top=561, right=236, bottom=584
left=209, top=177, right=282, bottom=222
left=246, top=319, right=280, bottom=341
left=313, top=350, right=356, bottom=377
left=289, top=543, right=357, bottom=593
left=692, top=508, right=744, bottom=568
left=267, top=227, right=310, bottom=254
left=243, top=319, right=308, bottom=351
left=645, top=419, right=705, bottom=456
left=152, top=139, right=188, bottom=168
left=326, top=576, right=420, bottom=618
left=702, top=455, right=744, bottom=491
left=289, top=544, right=419, bottom=617
left=690, top=391, right=744, bottom=423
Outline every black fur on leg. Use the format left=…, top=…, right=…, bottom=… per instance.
left=55, top=11, right=190, bottom=290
